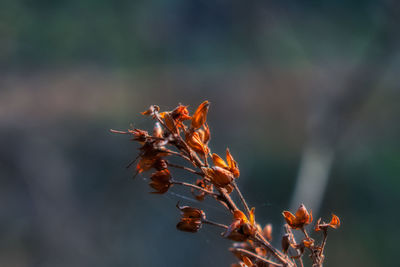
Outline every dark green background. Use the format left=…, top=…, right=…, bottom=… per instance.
left=0, top=1, right=399, bottom=266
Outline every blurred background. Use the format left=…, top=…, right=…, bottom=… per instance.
left=1, top=0, right=399, bottom=266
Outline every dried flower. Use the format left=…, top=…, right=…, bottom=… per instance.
left=282, top=204, right=313, bottom=229
left=212, top=148, right=240, bottom=178
left=153, top=158, right=168, bottom=171
left=176, top=204, right=205, bottom=233
left=185, top=131, right=209, bottom=155
left=149, top=169, right=172, bottom=194
left=197, top=123, right=210, bottom=144
left=113, top=100, right=341, bottom=267
left=171, top=104, right=191, bottom=122
left=191, top=179, right=213, bottom=201
left=315, top=214, right=340, bottom=232
left=202, top=166, right=234, bottom=190
left=224, top=209, right=257, bottom=241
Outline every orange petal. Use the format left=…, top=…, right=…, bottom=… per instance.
left=212, top=153, right=229, bottom=168
left=329, top=214, right=340, bottom=229
left=233, top=210, right=248, bottom=223
left=308, top=209, right=313, bottom=224
left=186, top=132, right=208, bottom=155
left=226, top=148, right=240, bottom=178
left=203, top=166, right=233, bottom=187
left=191, top=101, right=209, bottom=129
left=158, top=112, right=167, bottom=119
left=295, top=204, right=311, bottom=225
left=282, top=211, right=296, bottom=226
left=164, top=113, right=178, bottom=134
left=202, top=123, right=210, bottom=143
left=249, top=207, right=255, bottom=225
left=242, top=256, right=253, bottom=267
left=303, top=239, right=314, bottom=248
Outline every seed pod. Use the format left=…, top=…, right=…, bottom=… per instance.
left=281, top=234, right=291, bottom=254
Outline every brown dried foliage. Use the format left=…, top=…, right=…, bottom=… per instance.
left=111, top=101, right=340, bottom=267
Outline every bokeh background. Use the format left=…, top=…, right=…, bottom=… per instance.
left=1, top=0, right=399, bottom=266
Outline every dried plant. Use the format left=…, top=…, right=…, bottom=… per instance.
left=111, top=101, right=340, bottom=267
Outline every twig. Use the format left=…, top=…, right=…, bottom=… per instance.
left=202, top=219, right=228, bottom=229
left=230, top=248, right=283, bottom=267
left=217, top=188, right=239, bottom=212
left=163, top=149, right=192, bottom=162
left=319, top=231, right=328, bottom=257
left=233, top=180, right=251, bottom=217
left=172, top=180, right=218, bottom=196
left=110, top=129, right=129, bottom=134
left=253, top=232, right=291, bottom=266
left=284, top=225, right=304, bottom=267
left=301, top=228, right=310, bottom=240
left=167, top=162, right=203, bottom=176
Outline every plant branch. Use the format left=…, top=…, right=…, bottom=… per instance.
left=233, top=180, right=251, bottom=217
left=167, top=162, right=203, bottom=176
left=202, top=219, right=228, bottom=229
left=253, top=232, right=291, bottom=266
left=319, top=231, right=328, bottom=257
left=230, top=248, right=283, bottom=267
left=172, top=180, right=218, bottom=196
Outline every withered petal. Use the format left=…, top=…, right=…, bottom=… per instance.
left=282, top=211, right=296, bottom=226
left=329, top=214, right=340, bottom=229
left=233, top=210, right=248, bottom=223
left=212, top=153, right=229, bottom=168
left=242, top=256, right=253, bottom=267
left=191, top=101, right=210, bottom=129
left=226, top=148, right=240, bottom=177
left=249, top=207, right=255, bottom=225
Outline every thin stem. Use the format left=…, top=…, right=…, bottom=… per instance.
left=110, top=129, right=129, bottom=134
left=319, top=231, right=328, bottom=257
left=297, top=257, right=304, bottom=267
left=126, top=154, right=140, bottom=169
left=230, top=248, right=283, bottom=267
left=163, top=149, right=192, bottom=162
left=284, top=225, right=304, bottom=267
left=232, top=180, right=251, bottom=217
left=172, top=180, right=218, bottom=196
left=168, top=162, right=203, bottom=176
left=301, top=227, right=310, bottom=240
left=254, top=233, right=291, bottom=266
left=218, top=188, right=239, bottom=212
left=202, top=219, right=228, bottom=229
